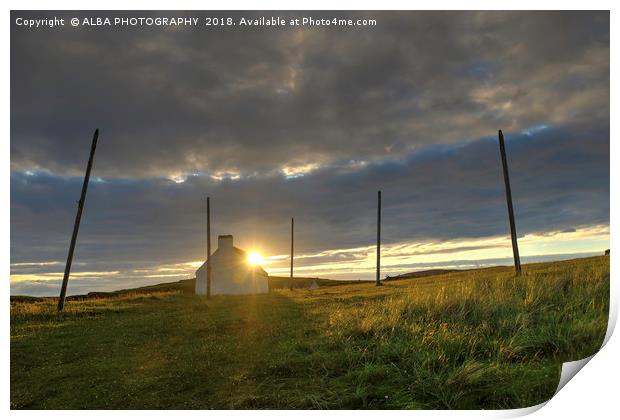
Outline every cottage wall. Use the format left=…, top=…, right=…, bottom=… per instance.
left=195, top=235, right=269, bottom=296
left=195, top=261, right=208, bottom=295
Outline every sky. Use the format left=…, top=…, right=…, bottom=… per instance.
left=10, top=11, right=609, bottom=296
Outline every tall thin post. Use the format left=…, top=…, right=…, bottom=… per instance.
left=58, top=129, right=99, bottom=312
left=376, top=190, right=382, bottom=286
left=207, top=196, right=212, bottom=298
left=498, top=130, right=522, bottom=275
left=290, top=217, right=294, bottom=290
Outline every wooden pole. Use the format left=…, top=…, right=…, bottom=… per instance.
left=207, top=196, right=212, bottom=298
left=58, top=129, right=99, bottom=312
left=290, top=217, right=294, bottom=290
left=498, top=130, right=522, bottom=275
left=376, top=190, right=382, bottom=286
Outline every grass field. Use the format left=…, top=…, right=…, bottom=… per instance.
left=10, top=256, right=609, bottom=409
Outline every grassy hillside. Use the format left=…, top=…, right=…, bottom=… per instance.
left=10, top=256, right=609, bottom=409
left=268, top=276, right=371, bottom=289
left=384, top=269, right=461, bottom=281
left=10, top=278, right=197, bottom=303
left=269, top=269, right=459, bottom=289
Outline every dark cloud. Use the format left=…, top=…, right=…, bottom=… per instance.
left=11, top=11, right=609, bottom=178
left=11, top=124, right=609, bottom=265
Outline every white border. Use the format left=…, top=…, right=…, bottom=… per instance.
left=1, top=0, right=618, bottom=10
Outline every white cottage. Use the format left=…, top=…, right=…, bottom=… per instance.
left=195, top=235, right=269, bottom=295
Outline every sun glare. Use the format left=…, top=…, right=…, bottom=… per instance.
left=248, top=252, right=264, bottom=266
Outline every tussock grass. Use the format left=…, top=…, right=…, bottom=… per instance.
left=11, top=257, right=609, bottom=409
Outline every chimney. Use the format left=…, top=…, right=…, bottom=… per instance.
left=218, top=235, right=233, bottom=250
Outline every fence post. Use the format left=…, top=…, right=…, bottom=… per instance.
left=498, top=130, right=522, bottom=275
left=58, top=129, right=99, bottom=312
left=290, top=217, right=294, bottom=290
left=207, top=196, right=212, bottom=297
left=376, top=190, right=382, bottom=286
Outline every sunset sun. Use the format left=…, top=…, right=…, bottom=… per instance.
left=248, top=251, right=264, bottom=266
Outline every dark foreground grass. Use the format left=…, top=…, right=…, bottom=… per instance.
left=11, top=257, right=609, bottom=409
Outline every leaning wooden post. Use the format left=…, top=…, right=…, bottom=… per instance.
left=58, top=129, right=99, bottom=312
left=498, top=130, right=522, bottom=275
left=290, top=217, right=294, bottom=290
left=206, top=196, right=212, bottom=298
left=376, top=190, right=382, bottom=286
